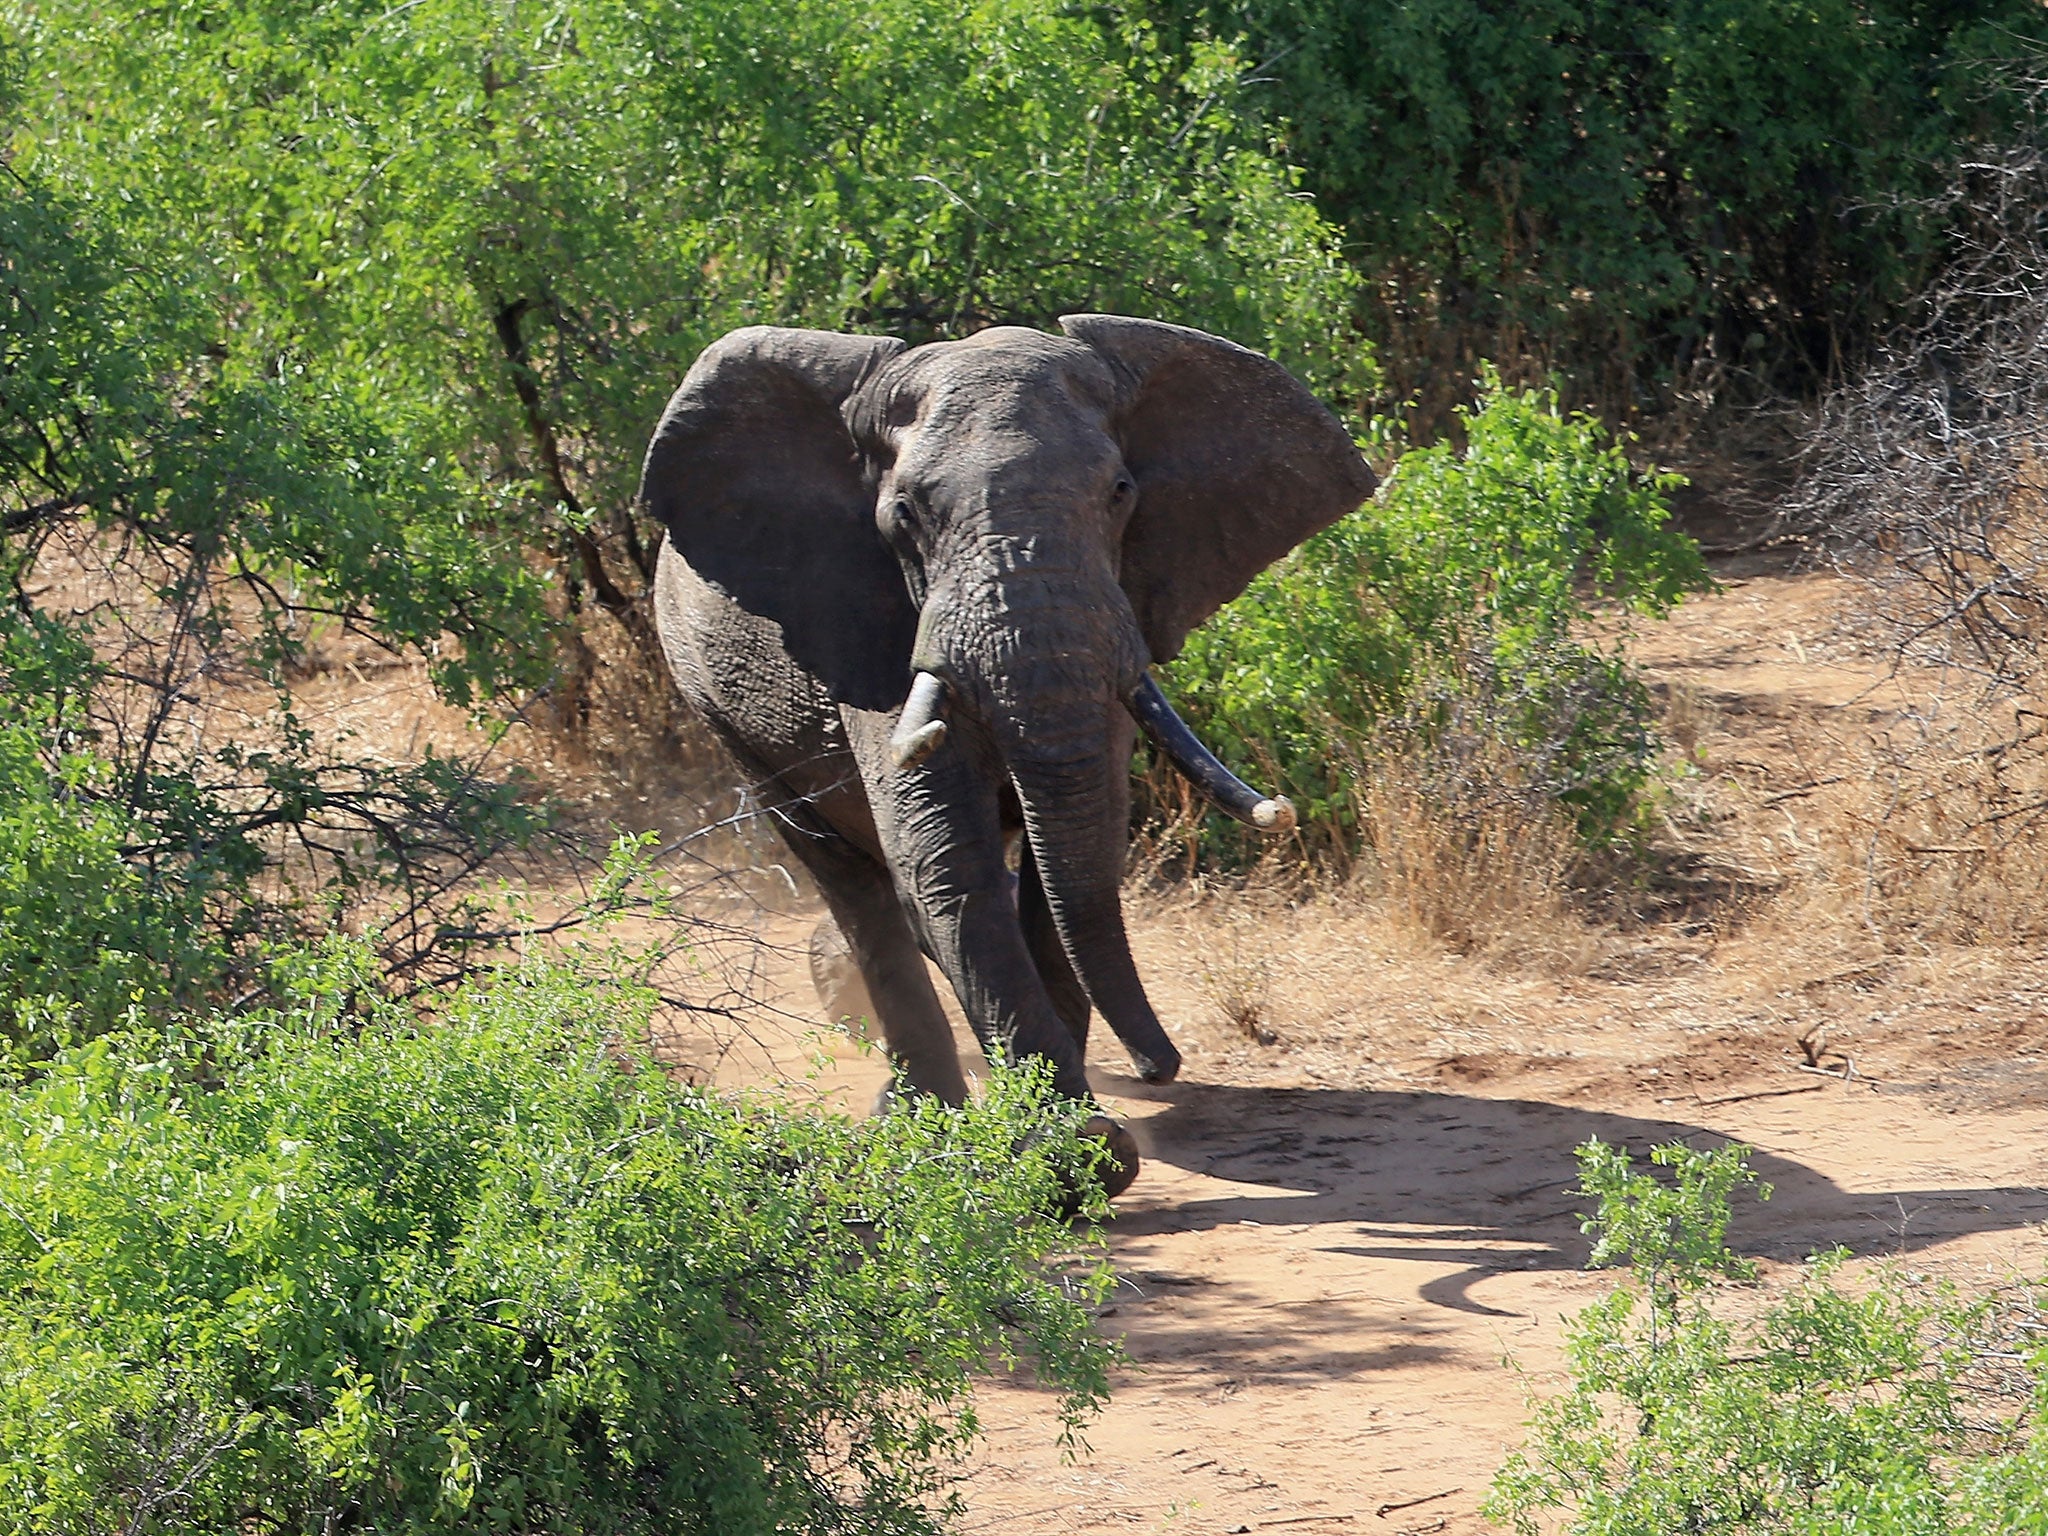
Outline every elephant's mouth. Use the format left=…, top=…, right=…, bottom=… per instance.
left=888, top=668, right=1295, bottom=835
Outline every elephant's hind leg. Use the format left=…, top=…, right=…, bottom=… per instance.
left=808, top=917, right=877, bottom=1043
left=774, top=802, right=970, bottom=1107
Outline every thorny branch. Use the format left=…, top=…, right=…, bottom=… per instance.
left=1786, top=68, right=2048, bottom=688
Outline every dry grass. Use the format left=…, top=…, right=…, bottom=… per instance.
left=1629, top=559, right=2048, bottom=982
left=1195, top=923, right=1279, bottom=1045
left=1268, top=586, right=2042, bottom=979
left=1659, top=680, right=1720, bottom=763
left=1353, top=729, right=1602, bottom=973
left=1800, top=700, right=2048, bottom=948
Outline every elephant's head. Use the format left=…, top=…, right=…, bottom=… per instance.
left=640, top=317, right=1374, bottom=1083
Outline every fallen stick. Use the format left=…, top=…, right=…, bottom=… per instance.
left=1796, top=1061, right=1883, bottom=1085
left=1765, top=775, right=1845, bottom=804
left=1696, top=1081, right=1826, bottom=1107
left=1375, top=1488, right=1460, bottom=1519
left=1257, top=1516, right=1356, bottom=1527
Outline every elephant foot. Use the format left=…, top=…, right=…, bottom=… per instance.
left=1077, top=1114, right=1141, bottom=1205
left=1127, top=1043, right=1182, bottom=1085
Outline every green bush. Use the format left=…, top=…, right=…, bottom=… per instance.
left=0, top=45, right=552, bottom=1031
left=0, top=4, right=1368, bottom=998
left=0, top=945, right=1113, bottom=1534
left=7, top=0, right=1368, bottom=695
left=1160, top=369, right=1707, bottom=861
left=1486, top=1139, right=2048, bottom=1535
left=1151, top=0, right=2048, bottom=415
left=0, top=731, right=208, bottom=1045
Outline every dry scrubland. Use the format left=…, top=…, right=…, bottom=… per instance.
left=16, top=9, right=2048, bottom=1525
left=263, top=537, right=2048, bottom=1535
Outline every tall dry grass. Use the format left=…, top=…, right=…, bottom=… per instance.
left=1130, top=640, right=1619, bottom=970
left=1356, top=726, right=1592, bottom=964
left=1810, top=702, right=2048, bottom=947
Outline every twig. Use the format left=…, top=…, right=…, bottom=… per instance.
left=1904, top=843, right=1987, bottom=855
left=1798, top=1061, right=1884, bottom=1085
left=1765, top=775, right=1846, bottom=804
left=1814, top=960, right=1890, bottom=986
left=1257, top=1517, right=1355, bottom=1528
left=1696, top=1081, right=1827, bottom=1106
left=1375, top=1488, right=1460, bottom=1518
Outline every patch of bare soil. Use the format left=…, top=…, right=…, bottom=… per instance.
left=677, top=560, right=2048, bottom=1536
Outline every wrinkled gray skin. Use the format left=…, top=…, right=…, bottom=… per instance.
left=639, top=316, right=1374, bottom=1194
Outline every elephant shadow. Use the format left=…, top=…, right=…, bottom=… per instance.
left=1094, top=1074, right=2048, bottom=1319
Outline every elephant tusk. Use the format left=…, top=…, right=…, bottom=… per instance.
left=1125, top=674, right=1296, bottom=835
left=890, top=670, right=950, bottom=770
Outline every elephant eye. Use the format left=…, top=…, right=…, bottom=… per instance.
left=882, top=495, right=923, bottom=557
left=1110, top=477, right=1136, bottom=509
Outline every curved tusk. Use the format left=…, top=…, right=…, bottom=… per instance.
left=1125, top=674, right=1296, bottom=835
left=890, top=670, right=950, bottom=770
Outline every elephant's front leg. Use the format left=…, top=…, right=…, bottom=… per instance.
left=858, top=727, right=1095, bottom=1102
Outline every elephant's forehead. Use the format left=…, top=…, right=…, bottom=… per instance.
left=882, top=329, right=1119, bottom=433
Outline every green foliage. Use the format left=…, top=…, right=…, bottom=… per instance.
left=9, top=0, right=1368, bottom=688
left=0, top=57, right=553, bottom=706
left=0, top=44, right=555, bottom=1032
left=0, top=610, right=211, bottom=1037
left=0, top=733, right=207, bottom=1046
left=1575, top=1139, right=1767, bottom=1297
left=0, top=2, right=1371, bottom=1005
left=1163, top=371, right=1706, bottom=858
left=1152, top=0, right=2048, bottom=414
left=1486, top=1140, right=2048, bottom=1535
left=0, top=946, right=1115, bottom=1533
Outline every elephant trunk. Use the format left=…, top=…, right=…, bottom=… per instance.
left=1006, top=713, right=1182, bottom=1084
left=900, top=557, right=1278, bottom=1086
left=926, top=574, right=1179, bottom=1083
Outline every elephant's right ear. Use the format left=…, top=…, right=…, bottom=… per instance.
left=638, top=326, right=909, bottom=709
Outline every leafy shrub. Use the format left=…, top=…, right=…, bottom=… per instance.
left=1152, top=0, right=2048, bottom=418
left=1159, top=370, right=1706, bottom=867
left=0, top=48, right=553, bottom=1031
left=8, top=0, right=1368, bottom=708
left=0, top=945, right=1113, bottom=1534
left=0, top=730, right=209, bottom=1045
left=1486, top=1139, right=2048, bottom=1535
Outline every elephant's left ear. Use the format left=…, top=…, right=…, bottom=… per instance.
left=1059, top=314, right=1376, bottom=664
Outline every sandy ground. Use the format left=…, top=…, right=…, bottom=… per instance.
left=679, top=562, right=2048, bottom=1536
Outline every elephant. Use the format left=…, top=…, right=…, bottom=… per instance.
left=637, top=315, right=1375, bottom=1196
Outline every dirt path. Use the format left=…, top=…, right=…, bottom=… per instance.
left=955, top=1054, right=2048, bottom=1535
left=717, top=919, right=2048, bottom=1536
left=698, top=566, right=2048, bottom=1536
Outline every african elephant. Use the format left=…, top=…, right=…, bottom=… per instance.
left=638, top=316, right=1374, bottom=1195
